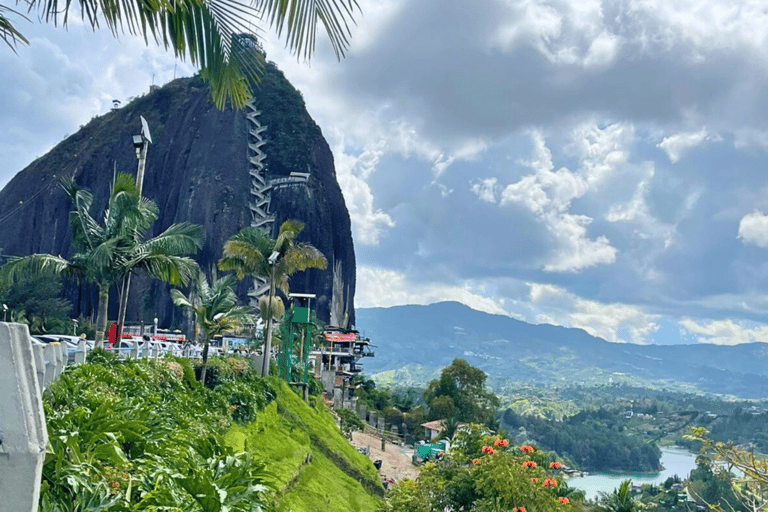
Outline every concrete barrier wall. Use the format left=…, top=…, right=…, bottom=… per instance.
left=0, top=322, right=48, bottom=512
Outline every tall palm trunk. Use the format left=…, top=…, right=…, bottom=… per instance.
left=94, top=282, right=109, bottom=346
left=200, top=338, right=210, bottom=385
left=261, top=276, right=276, bottom=377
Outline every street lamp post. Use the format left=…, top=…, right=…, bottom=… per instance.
left=154, top=317, right=158, bottom=338
left=260, top=250, right=280, bottom=377
left=116, top=117, right=153, bottom=345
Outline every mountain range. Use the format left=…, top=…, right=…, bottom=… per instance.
left=356, top=302, right=768, bottom=398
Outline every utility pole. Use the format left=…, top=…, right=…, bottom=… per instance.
left=261, top=250, right=280, bottom=377
left=115, top=117, right=152, bottom=345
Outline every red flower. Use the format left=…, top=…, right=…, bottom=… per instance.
left=481, top=445, right=497, bottom=455
left=520, top=445, right=534, bottom=453
left=522, top=460, right=537, bottom=469
left=558, top=497, right=570, bottom=505
left=549, top=461, right=562, bottom=469
left=530, top=478, right=539, bottom=483
left=437, top=452, right=445, bottom=457
left=512, top=507, right=527, bottom=512
left=542, top=478, right=557, bottom=487
left=494, top=438, right=510, bottom=447
left=472, top=458, right=481, bottom=465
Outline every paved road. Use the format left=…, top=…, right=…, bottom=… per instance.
left=350, top=431, right=421, bottom=483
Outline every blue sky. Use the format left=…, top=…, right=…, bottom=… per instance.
left=3, top=0, right=768, bottom=345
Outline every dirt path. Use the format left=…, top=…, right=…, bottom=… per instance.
left=350, top=430, right=420, bottom=483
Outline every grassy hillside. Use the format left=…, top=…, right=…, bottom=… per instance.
left=225, top=381, right=383, bottom=511
left=41, top=351, right=382, bottom=511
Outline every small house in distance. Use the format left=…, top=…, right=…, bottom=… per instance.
left=421, top=420, right=446, bottom=442
left=311, top=328, right=374, bottom=410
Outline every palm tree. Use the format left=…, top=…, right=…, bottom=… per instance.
left=218, top=219, right=326, bottom=376
left=0, top=173, right=202, bottom=343
left=1, top=0, right=359, bottom=108
left=171, top=271, right=251, bottom=383
left=599, top=479, right=639, bottom=512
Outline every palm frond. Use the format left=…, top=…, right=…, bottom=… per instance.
left=140, top=222, right=204, bottom=255
left=137, top=255, right=200, bottom=286
left=280, top=242, right=327, bottom=273
left=0, top=254, right=71, bottom=288
left=258, top=295, right=284, bottom=321
left=254, top=0, right=359, bottom=60
left=275, top=218, right=304, bottom=248
left=0, top=6, right=29, bottom=52
left=63, top=181, right=102, bottom=251
left=219, top=226, right=273, bottom=279
left=170, top=288, right=193, bottom=309
left=88, top=237, right=121, bottom=273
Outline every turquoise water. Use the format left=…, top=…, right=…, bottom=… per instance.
left=568, top=447, right=698, bottom=501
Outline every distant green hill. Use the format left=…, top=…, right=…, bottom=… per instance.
left=357, top=302, right=768, bottom=398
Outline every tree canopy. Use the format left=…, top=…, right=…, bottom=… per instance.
left=424, top=358, right=500, bottom=428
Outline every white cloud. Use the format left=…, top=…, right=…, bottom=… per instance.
left=627, top=0, right=768, bottom=55
left=679, top=317, right=768, bottom=345
left=737, top=210, right=768, bottom=247
left=584, top=31, right=621, bottom=69
left=658, top=128, right=709, bottom=163
left=528, top=282, right=659, bottom=343
left=541, top=212, right=617, bottom=272
left=432, top=139, right=487, bottom=179
left=332, top=138, right=395, bottom=245
left=492, top=0, right=621, bottom=68
left=499, top=128, right=621, bottom=272
left=607, top=162, right=675, bottom=248
left=470, top=178, right=499, bottom=203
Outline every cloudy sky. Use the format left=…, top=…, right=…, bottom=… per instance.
left=4, top=0, right=768, bottom=346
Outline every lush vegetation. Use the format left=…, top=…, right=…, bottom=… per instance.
left=502, top=408, right=661, bottom=472
left=424, top=358, right=500, bottom=429
left=219, top=219, right=327, bottom=377
left=385, top=425, right=582, bottom=512
left=0, top=173, right=201, bottom=342
left=0, top=270, right=72, bottom=333
left=40, top=351, right=382, bottom=511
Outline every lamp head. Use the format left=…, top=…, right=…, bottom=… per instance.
left=132, top=134, right=144, bottom=149
left=268, top=250, right=280, bottom=265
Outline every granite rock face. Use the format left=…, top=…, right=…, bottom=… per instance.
left=0, top=64, right=356, bottom=330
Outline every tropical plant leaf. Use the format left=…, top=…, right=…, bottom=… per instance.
left=0, top=5, right=29, bottom=52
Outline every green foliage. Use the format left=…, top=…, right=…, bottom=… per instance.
left=501, top=407, right=661, bottom=472
left=424, top=358, right=500, bottom=428
left=224, top=379, right=383, bottom=510
left=353, top=376, right=394, bottom=410
left=338, top=408, right=365, bottom=439
left=218, top=220, right=327, bottom=299
left=0, top=270, right=71, bottom=333
left=275, top=451, right=382, bottom=512
left=216, top=380, right=274, bottom=424
left=41, top=356, right=277, bottom=511
left=172, top=272, right=251, bottom=382
left=686, top=428, right=764, bottom=512
left=598, top=480, right=641, bottom=512
left=86, top=347, right=119, bottom=364
left=385, top=428, right=577, bottom=512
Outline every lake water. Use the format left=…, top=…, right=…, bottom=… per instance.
left=568, top=447, right=698, bottom=501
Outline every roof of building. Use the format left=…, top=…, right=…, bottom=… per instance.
left=420, top=420, right=446, bottom=431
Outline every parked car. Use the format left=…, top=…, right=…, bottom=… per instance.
left=34, top=335, right=80, bottom=363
